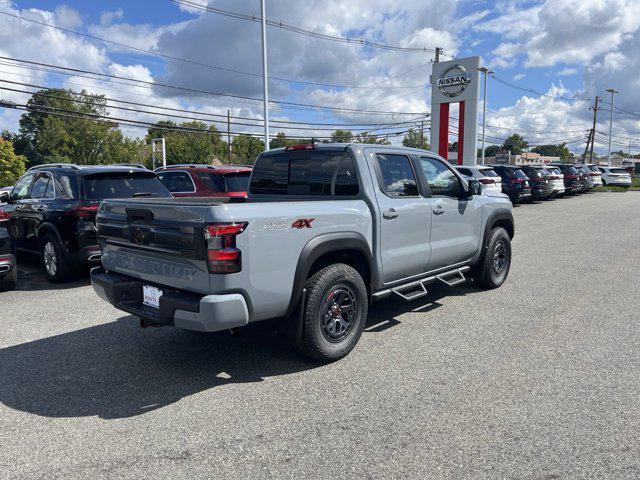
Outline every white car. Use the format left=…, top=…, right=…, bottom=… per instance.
left=582, top=164, right=603, bottom=186
left=543, top=166, right=565, bottom=196
left=598, top=166, right=632, bottom=187
left=455, top=166, right=503, bottom=195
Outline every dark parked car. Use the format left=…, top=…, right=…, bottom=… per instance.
left=490, top=164, right=532, bottom=203
left=0, top=206, right=17, bottom=290
left=519, top=165, right=553, bottom=200
left=1, top=164, right=171, bottom=282
left=548, top=164, right=586, bottom=194
left=155, top=164, right=253, bottom=199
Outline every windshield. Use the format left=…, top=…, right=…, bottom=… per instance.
left=82, top=173, right=171, bottom=200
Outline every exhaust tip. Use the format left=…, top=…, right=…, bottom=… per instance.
left=88, top=253, right=102, bottom=262
left=0, top=265, right=11, bottom=273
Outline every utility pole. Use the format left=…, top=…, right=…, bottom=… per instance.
left=606, top=88, right=619, bottom=166
left=227, top=109, right=231, bottom=163
left=478, top=67, right=493, bottom=165
left=420, top=120, right=424, bottom=149
left=434, top=47, right=442, bottom=63
left=585, top=96, right=599, bottom=163
left=260, top=0, right=270, bottom=151
left=628, top=138, right=632, bottom=158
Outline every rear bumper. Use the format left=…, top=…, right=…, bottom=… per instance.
left=0, top=253, right=16, bottom=275
left=91, top=267, right=249, bottom=332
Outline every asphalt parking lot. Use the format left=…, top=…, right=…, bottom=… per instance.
left=1, top=192, right=639, bottom=479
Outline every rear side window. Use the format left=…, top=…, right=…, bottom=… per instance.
left=157, top=171, right=195, bottom=193
left=250, top=151, right=359, bottom=196
left=376, top=154, right=418, bottom=197
left=611, top=168, right=627, bottom=174
left=82, top=173, right=170, bottom=200
left=53, top=173, right=78, bottom=199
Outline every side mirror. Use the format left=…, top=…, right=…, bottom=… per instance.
left=0, top=192, right=9, bottom=203
left=468, top=180, right=482, bottom=196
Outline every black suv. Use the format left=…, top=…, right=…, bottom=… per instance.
left=519, top=165, right=553, bottom=200
left=490, top=164, right=532, bottom=203
left=0, top=164, right=171, bottom=282
left=0, top=207, right=17, bottom=290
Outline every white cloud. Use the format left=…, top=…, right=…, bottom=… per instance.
left=558, top=68, right=577, bottom=76
left=513, top=74, right=525, bottom=80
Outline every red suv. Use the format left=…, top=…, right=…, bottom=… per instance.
left=155, top=164, right=252, bottom=198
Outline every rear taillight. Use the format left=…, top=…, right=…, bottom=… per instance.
left=479, top=178, right=495, bottom=184
left=565, top=174, right=577, bottom=180
left=0, top=209, right=9, bottom=221
left=589, top=173, right=598, bottom=177
left=548, top=175, right=559, bottom=180
left=510, top=178, right=525, bottom=184
left=66, top=204, right=99, bottom=218
left=204, top=222, right=247, bottom=274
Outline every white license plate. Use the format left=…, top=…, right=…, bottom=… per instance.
left=143, top=285, right=163, bottom=309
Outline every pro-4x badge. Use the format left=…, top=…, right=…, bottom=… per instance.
left=291, top=218, right=315, bottom=229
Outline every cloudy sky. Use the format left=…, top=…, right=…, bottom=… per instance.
left=0, top=0, right=639, bottom=154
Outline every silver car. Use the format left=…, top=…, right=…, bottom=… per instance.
left=455, top=166, right=503, bottom=196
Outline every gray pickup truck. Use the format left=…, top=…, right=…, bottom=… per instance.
left=92, top=144, right=514, bottom=362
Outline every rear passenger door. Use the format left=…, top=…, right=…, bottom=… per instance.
left=367, top=150, right=431, bottom=284
left=418, top=156, right=483, bottom=270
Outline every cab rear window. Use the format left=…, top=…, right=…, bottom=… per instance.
left=250, top=151, right=359, bottom=196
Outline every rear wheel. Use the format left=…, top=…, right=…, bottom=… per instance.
left=473, top=227, right=511, bottom=289
left=296, top=263, right=368, bottom=363
left=0, top=267, right=17, bottom=291
left=41, top=234, right=73, bottom=283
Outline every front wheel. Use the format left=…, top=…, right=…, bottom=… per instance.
left=296, top=263, right=368, bottom=363
left=473, top=227, right=511, bottom=289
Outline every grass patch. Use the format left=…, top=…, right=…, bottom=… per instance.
left=593, top=185, right=632, bottom=193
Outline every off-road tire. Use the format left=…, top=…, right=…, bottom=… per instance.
left=296, top=263, right=368, bottom=363
left=0, top=267, right=17, bottom=291
left=41, top=234, right=73, bottom=283
left=473, top=227, right=511, bottom=289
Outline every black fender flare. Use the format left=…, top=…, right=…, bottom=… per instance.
left=285, top=232, right=373, bottom=317
left=472, top=209, right=515, bottom=265
left=36, top=222, right=65, bottom=249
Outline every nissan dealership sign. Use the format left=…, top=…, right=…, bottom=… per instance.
left=437, top=64, right=472, bottom=98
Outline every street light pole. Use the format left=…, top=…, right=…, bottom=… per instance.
left=478, top=67, right=493, bottom=165
left=260, top=0, right=270, bottom=151
left=606, top=88, right=619, bottom=166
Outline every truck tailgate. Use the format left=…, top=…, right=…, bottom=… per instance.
left=97, top=198, right=224, bottom=294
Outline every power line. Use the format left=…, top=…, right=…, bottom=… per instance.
left=2, top=100, right=416, bottom=140
left=171, top=0, right=445, bottom=55
left=491, top=74, right=590, bottom=103
left=0, top=10, right=432, bottom=91
left=0, top=79, right=428, bottom=131
left=0, top=55, right=427, bottom=115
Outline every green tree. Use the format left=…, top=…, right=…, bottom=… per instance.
left=501, top=134, right=528, bottom=155
left=402, top=128, right=429, bottom=149
left=484, top=145, right=503, bottom=157
left=146, top=121, right=227, bottom=166
left=330, top=129, right=353, bottom=143
left=231, top=134, right=264, bottom=164
left=269, top=132, right=293, bottom=149
left=18, top=88, right=125, bottom=165
left=532, top=143, right=570, bottom=159
left=354, top=131, right=390, bottom=145
left=0, top=138, right=27, bottom=186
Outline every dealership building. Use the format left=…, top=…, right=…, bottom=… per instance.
left=483, top=151, right=560, bottom=165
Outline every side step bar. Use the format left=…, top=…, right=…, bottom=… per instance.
left=374, top=266, right=470, bottom=302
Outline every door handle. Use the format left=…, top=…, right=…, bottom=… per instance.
left=433, top=205, right=445, bottom=215
left=383, top=208, right=398, bottom=219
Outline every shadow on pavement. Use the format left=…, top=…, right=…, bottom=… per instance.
left=14, top=252, right=91, bottom=291
left=0, top=281, right=481, bottom=420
